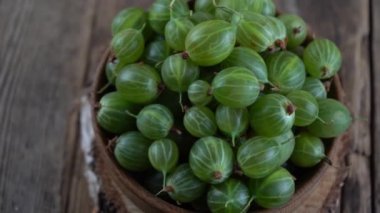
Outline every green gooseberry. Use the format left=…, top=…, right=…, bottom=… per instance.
left=185, top=20, right=236, bottom=66
left=302, top=77, right=327, bottom=99
left=190, top=11, right=214, bottom=24
left=114, top=131, right=152, bottom=171
left=194, top=0, right=216, bottom=13
left=307, top=99, right=352, bottom=138
left=148, top=0, right=190, bottom=34
left=111, top=7, right=152, bottom=39
left=286, top=90, right=319, bottom=127
left=165, top=17, right=194, bottom=51
left=303, top=39, right=342, bottom=79
left=221, top=47, right=268, bottom=83
left=105, top=59, right=118, bottom=85
left=215, top=105, right=249, bottom=147
left=278, top=14, right=308, bottom=48
left=256, top=131, right=295, bottom=166
left=148, top=139, right=179, bottom=187
left=183, top=106, right=217, bottom=137
left=207, top=179, right=250, bottom=213
left=164, top=164, right=206, bottom=203
left=161, top=54, right=200, bottom=110
left=211, top=67, right=260, bottom=108
left=136, top=104, right=174, bottom=140
left=248, top=167, right=295, bottom=208
left=143, top=39, right=171, bottom=68
left=265, top=51, right=306, bottom=92
left=236, top=11, right=278, bottom=52
left=96, top=92, right=138, bottom=134
left=116, top=63, right=161, bottom=104
left=188, top=80, right=213, bottom=106
left=111, top=28, right=144, bottom=64
left=290, top=133, right=326, bottom=167
left=249, top=94, right=295, bottom=137
left=189, top=136, right=234, bottom=184
left=237, top=137, right=281, bottom=179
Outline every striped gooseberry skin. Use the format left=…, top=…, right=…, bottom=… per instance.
left=248, top=167, right=295, bottom=208
left=307, top=99, right=352, bottom=138
left=148, top=139, right=179, bottom=181
left=212, top=67, right=260, bottom=108
left=166, top=164, right=207, bottom=203
left=111, top=7, right=152, bottom=39
left=188, top=80, right=213, bottom=106
left=303, top=39, right=342, bottom=79
left=267, top=16, right=287, bottom=47
left=161, top=54, right=200, bottom=92
left=236, top=11, right=277, bottom=52
left=190, top=12, right=214, bottom=24
left=185, top=20, right=237, bottom=66
left=137, top=104, right=174, bottom=140
left=302, top=77, right=327, bottom=99
left=207, top=179, right=250, bottom=213
left=237, top=137, right=281, bottom=179
left=148, top=0, right=190, bottom=34
left=290, top=133, right=325, bottom=167
left=265, top=51, right=306, bottom=93
left=184, top=106, right=217, bottom=137
left=286, top=90, right=319, bottom=127
left=278, top=14, right=308, bottom=49
left=116, top=64, right=161, bottom=104
left=221, top=47, right=268, bottom=83
left=189, top=136, right=234, bottom=184
left=114, top=131, right=152, bottom=171
left=165, top=18, right=194, bottom=51
left=194, top=0, right=215, bottom=13
left=215, top=105, right=249, bottom=147
left=256, top=131, right=295, bottom=166
left=111, top=29, right=144, bottom=64
left=96, top=92, right=138, bottom=134
left=249, top=94, right=295, bottom=137
left=143, top=39, right=171, bottom=68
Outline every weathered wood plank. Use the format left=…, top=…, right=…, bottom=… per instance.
left=62, top=1, right=155, bottom=212
left=371, top=0, right=380, bottom=211
left=275, top=0, right=371, bottom=212
left=0, top=0, right=95, bottom=212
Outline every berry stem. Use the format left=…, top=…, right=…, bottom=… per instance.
left=97, top=81, right=112, bottom=94
left=241, top=195, right=255, bottom=213
left=179, top=93, right=185, bottom=112
left=125, top=110, right=138, bottom=118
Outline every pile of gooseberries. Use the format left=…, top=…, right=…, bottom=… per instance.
left=96, top=0, right=352, bottom=212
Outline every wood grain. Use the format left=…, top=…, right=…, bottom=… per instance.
left=371, top=0, right=380, bottom=211
left=276, top=0, right=372, bottom=212
left=0, top=0, right=95, bottom=212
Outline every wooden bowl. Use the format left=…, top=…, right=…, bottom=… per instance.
left=90, top=8, right=350, bottom=213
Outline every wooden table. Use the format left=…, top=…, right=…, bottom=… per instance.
left=0, top=0, right=377, bottom=212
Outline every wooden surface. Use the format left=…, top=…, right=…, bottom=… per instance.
left=0, top=0, right=377, bottom=212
